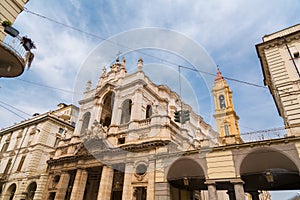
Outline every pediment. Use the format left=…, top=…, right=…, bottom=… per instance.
left=95, top=83, right=115, bottom=97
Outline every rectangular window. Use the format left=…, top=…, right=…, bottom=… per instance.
left=16, top=156, right=26, bottom=172
left=58, top=128, right=64, bottom=134
left=1, top=143, right=9, bottom=153
left=289, top=46, right=299, bottom=58
left=118, top=137, right=125, bottom=144
left=224, top=125, right=230, bottom=136
left=3, top=158, right=12, bottom=174
left=14, top=138, right=21, bottom=149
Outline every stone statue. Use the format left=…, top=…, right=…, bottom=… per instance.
left=91, top=120, right=107, bottom=139
left=101, top=66, right=106, bottom=77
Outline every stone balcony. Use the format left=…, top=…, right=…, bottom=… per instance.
left=0, top=36, right=27, bottom=78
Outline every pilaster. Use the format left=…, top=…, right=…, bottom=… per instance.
left=155, top=182, right=170, bottom=200
left=97, top=166, right=114, bottom=200
left=70, top=169, right=88, bottom=200
left=146, top=160, right=155, bottom=200
left=55, top=172, right=70, bottom=200
left=122, top=163, right=134, bottom=200
left=131, top=89, right=143, bottom=121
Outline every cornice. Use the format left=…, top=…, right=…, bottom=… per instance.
left=0, top=114, right=75, bottom=135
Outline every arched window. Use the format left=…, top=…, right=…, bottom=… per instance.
left=103, top=116, right=111, bottom=127
left=26, top=182, right=37, bottom=200
left=145, top=105, right=152, bottom=119
left=100, top=92, right=114, bottom=127
left=224, top=125, right=230, bottom=136
left=5, top=183, right=16, bottom=200
left=80, top=112, right=91, bottom=135
left=219, top=95, right=226, bottom=109
left=120, top=99, right=132, bottom=124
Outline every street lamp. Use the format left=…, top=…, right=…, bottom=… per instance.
left=183, top=177, right=189, bottom=186
left=264, top=171, right=274, bottom=183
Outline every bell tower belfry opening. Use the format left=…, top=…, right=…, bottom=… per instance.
left=212, top=68, right=242, bottom=145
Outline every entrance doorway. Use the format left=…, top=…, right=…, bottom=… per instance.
left=134, top=187, right=146, bottom=200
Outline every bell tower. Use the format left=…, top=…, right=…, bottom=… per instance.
left=212, top=68, right=242, bottom=145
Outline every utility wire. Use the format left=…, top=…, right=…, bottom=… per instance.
left=23, top=7, right=106, bottom=41
left=23, top=7, right=300, bottom=99
left=24, top=7, right=295, bottom=99
left=23, top=7, right=270, bottom=90
left=0, top=99, right=32, bottom=117
left=25, top=6, right=300, bottom=99
left=0, top=98, right=285, bottom=141
left=16, top=78, right=81, bottom=94
left=0, top=103, right=26, bottom=120
left=0, top=100, right=292, bottom=164
left=179, top=65, right=267, bottom=89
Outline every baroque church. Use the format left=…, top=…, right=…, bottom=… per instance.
left=42, top=57, right=225, bottom=200
left=1, top=0, right=300, bottom=198
left=1, top=56, right=278, bottom=200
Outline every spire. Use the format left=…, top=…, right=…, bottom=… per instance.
left=215, top=67, right=224, bottom=81
left=212, top=66, right=242, bottom=145
left=85, top=80, right=92, bottom=92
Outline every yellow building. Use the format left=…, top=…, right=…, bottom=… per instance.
left=212, top=68, right=242, bottom=145
left=0, top=0, right=29, bottom=41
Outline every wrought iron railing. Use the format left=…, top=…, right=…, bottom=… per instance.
left=2, top=36, right=27, bottom=60
left=242, top=127, right=286, bottom=142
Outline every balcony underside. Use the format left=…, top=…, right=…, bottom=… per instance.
left=0, top=42, right=25, bottom=78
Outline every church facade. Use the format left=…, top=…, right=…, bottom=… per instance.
left=2, top=24, right=300, bottom=200
left=42, top=58, right=218, bottom=200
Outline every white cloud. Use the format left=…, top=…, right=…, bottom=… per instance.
left=2, top=0, right=300, bottom=133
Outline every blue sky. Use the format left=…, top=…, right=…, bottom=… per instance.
left=1, top=0, right=300, bottom=198
left=2, top=0, right=299, bottom=132
left=0, top=0, right=300, bottom=132
left=2, top=0, right=300, bottom=132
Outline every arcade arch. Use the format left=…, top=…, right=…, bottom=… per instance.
left=239, top=147, right=300, bottom=197
left=4, top=183, right=16, bottom=200
left=25, top=182, right=37, bottom=200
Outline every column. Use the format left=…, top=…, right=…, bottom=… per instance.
left=41, top=173, right=53, bottom=200
left=55, top=172, right=70, bottom=200
left=70, top=169, right=88, bottom=200
left=97, top=166, right=114, bottom=200
left=155, top=182, right=170, bottom=200
left=122, top=163, right=134, bottom=200
left=147, top=160, right=155, bottom=200
left=205, top=181, right=218, bottom=200
left=226, top=190, right=236, bottom=200
left=249, top=191, right=260, bottom=200
left=233, top=181, right=245, bottom=200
